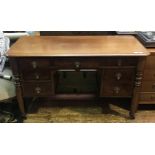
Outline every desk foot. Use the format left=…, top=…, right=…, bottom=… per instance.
left=129, top=112, right=135, bottom=119
left=21, top=113, right=27, bottom=120
left=16, top=113, right=27, bottom=123
left=27, top=97, right=39, bottom=113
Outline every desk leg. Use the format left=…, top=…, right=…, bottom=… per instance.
left=130, top=57, right=146, bottom=119
left=130, top=84, right=141, bottom=119
left=16, top=80, right=26, bottom=118
left=10, top=58, right=26, bottom=119
left=16, top=86, right=25, bottom=118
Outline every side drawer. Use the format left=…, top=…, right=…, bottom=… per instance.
left=145, top=56, right=155, bottom=69
left=99, top=57, right=137, bottom=67
left=102, top=68, right=136, bottom=81
left=143, top=69, right=155, bottom=81
left=139, top=93, right=155, bottom=103
left=22, top=82, right=54, bottom=97
left=141, top=81, right=155, bottom=92
left=100, top=81, right=134, bottom=97
left=19, top=58, right=51, bottom=70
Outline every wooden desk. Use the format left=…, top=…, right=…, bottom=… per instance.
left=8, top=35, right=149, bottom=119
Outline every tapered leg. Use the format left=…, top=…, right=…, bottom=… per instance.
left=130, top=87, right=140, bottom=119
left=16, top=85, right=26, bottom=118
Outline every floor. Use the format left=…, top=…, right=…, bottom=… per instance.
left=23, top=98, right=155, bottom=123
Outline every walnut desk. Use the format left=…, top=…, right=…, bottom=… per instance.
left=7, top=36, right=149, bottom=119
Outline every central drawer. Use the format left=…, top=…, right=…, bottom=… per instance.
left=54, top=58, right=99, bottom=69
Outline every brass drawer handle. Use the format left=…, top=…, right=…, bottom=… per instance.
left=35, top=87, right=41, bottom=94
left=115, top=72, right=122, bottom=80
left=113, top=87, right=120, bottom=94
left=75, top=61, right=80, bottom=68
left=32, top=61, right=37, bottom=69
left=35, top=73, right=40, bottom=80
left=117, top=59, right=122, bottom=66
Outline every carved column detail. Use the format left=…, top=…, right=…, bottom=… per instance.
left=135, top=72, right=143, bottom=87
left=130, top=57, right=146, bottom=119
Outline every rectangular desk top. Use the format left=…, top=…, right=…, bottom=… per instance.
left=7, top=35, right=149, bottom=57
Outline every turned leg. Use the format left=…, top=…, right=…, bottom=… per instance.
left=14, top=74, right=26, bottom=119
left=130, top=95, right=139, bottom=119
left=130, top=57, right=146, bottom=119
left=10, top=58, right=26, bottom=119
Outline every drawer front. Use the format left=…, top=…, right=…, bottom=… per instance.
left=21, top=69, right=51, bottom=81
left=102, top=68, right=136, bottom=81
left=143, top=69, right=155, bottom=81
left=54, top=58, right=100, bottom=69
left=22, top=82, right=54, bottom=97
left=141, top=81, right=155, bottom=92
left=99, top=57, right=137, bottom=67
left=101, top=81, right=133, bottom=97
left=139, top=93, right=155, bottom=103
left=19, top=58, right=51, bottom=70
left=145, top=56, right=155, bottom=69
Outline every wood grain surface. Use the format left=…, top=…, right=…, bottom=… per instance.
left=8, top=35, right=149, bottom=57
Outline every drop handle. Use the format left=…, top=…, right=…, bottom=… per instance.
left=74, top=61, right=80, bottom=68
left=115, top=72, right=122, bottom=80
left=117, top=59, right=122, bottom=66
left=32, top=61, right=37, bottom=69
left=113, top=87, right=121, bottom=94
left=35, top=87, right=41, bottom=94
left=35, top=73, right=40, bottom=79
